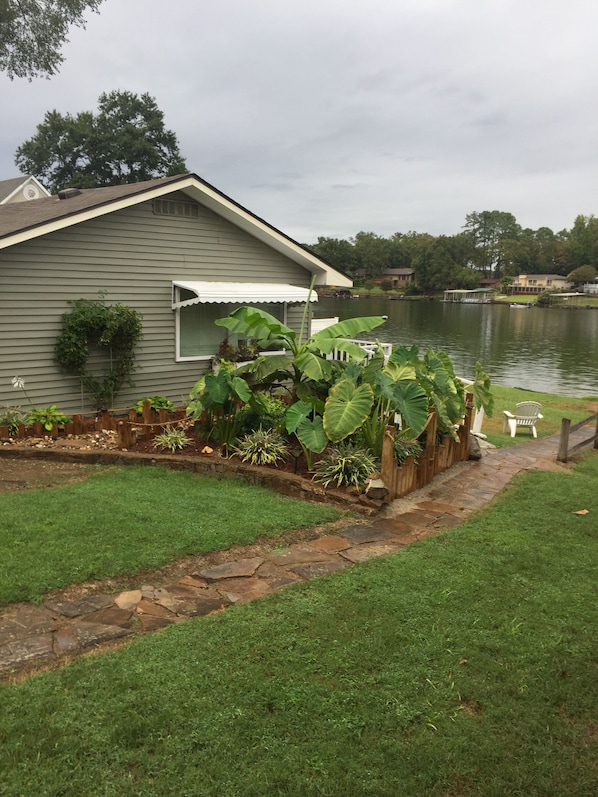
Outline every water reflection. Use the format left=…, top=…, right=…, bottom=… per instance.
left=315, top=298, right=598, bottom=397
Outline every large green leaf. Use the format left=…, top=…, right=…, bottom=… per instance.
left=295, top=416, right=328, bottom=453
left=323, top=380, right=374, bottom=443
left=471, top=361, right=494, bottom=417
left=285, top=400, right=312, bottom=434
left=380, top=378, right=429, bottom=437
left=203, top=372, right=251, bottom=408
left=310, top=315, right=387, bottom=342
left=389, top=344, right=419, bottom=366
left=294, top=350, right=335, bottom=381
left=430, top=393, right=459, bottom=440
left=382, top=361, right=417, bottom=383
left=215, top=306, right=295, bottom=348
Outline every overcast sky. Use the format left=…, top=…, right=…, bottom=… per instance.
left=1, top=0, right=596, bottom=243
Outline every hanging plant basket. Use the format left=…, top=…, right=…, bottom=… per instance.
left=54, top=296, right=143, bottom=408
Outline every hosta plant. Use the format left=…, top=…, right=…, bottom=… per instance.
left=313, top=442, right=378, bottom=489
left=152, top=426, right=193, bottom=452
left=133, top=395, right=175, bottom=415
left=233, top=427, right=288, bottom=466
left=27, top=405, right=71, bottom=431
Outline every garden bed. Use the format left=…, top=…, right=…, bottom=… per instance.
left=1, top=399, right=474, bottom=512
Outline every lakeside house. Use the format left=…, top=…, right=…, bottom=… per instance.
left=510, top=274, right=571, bottom=294
left=353, top=268, right=415, bottom=288
left=0, top=173, right=350, bottom=413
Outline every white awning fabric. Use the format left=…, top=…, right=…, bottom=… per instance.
left=172, top=280, right=317, bottom=309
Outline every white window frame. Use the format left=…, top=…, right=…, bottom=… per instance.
left=174, top=298, right=289, bottom=363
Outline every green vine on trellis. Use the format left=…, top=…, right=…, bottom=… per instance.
left=54, top=296, right=143, bottom=408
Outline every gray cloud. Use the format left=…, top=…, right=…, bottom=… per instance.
left=1, top=0, right=597, bottom=241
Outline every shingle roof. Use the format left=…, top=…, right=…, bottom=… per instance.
left=0, top=174, right=184, bottom=239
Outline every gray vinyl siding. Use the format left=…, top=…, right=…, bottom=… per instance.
left=0, top=195, right=313, bottom=413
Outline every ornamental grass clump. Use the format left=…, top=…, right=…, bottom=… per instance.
left=233, top=427, right=288, bottom=466
left=313, top=442, right=378, bottom=489
left=152, top=425, right=193, bottom=453
left=393, top=434, right=423, bottom=465
left=0, top=405, right=28, bottom=435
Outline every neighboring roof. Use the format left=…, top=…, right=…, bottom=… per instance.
left=516, top=274, right=568, bottom=280
left=0, top=175, right=50, bottom=204
left=172, top=281, right=317, bottom=308
left=0, top=173, right=351, bottom=287
left=444, top=288, right=494, bottom=294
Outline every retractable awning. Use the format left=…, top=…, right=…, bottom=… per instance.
left=172, top=281, right=317, bottom=309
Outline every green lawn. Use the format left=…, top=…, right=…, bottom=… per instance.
left=0, top=466, right=341, bottom=605
left=0, top=455, right=596, bottom=795
left=481, top=385, right=596, bottom=447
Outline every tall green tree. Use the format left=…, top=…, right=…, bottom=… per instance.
left=351, top=231, right=391, bottom=278
left=567, top=264, right=596, bottom=286
left=15, top=91, right=187, bottom=193
left=463, top=210, right=521, bottom=277
left=0, top=0, right=103, bottom=80
left=308, top=237, right=358, bottom=275
left=563, top=215, right=598, bottom=271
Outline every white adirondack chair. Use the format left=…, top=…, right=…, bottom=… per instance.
left=502, top=401, right=543, bottom=438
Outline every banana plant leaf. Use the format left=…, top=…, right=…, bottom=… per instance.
left=294, top=350, right=335, bottom=381
left=310, top=315, right=387, bottom=341
left=215, top=306, right=296, bottom=347
left=323, top=379, right=374, bottom=443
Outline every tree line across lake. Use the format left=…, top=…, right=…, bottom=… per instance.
left=12, top=84, right=596, bottom=296
left=305, top=211, right=598, bottom=293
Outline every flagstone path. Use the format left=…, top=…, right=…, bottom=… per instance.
left=0, top=432, right=588, bottom=680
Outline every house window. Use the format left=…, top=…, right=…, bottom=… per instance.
left=176, top=298, right=286, bottom=361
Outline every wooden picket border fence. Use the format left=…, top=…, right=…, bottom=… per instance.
left=556, top=412, right=598, bottom=463
left=3, top=399, right=475, bottom=503
left=380, top=399, right=473, bottom=500
left=0, top=403, right=187, bottom=445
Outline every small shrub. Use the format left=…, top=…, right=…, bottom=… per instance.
left=27, top=405, right=71, bottom=431
left=133, top=396, right=175, bottom=415
left=239, top=392, right=288, bottom=434
left=313, top=443, right=378, bottom=489
left=153, top=426, right=193, bottom=452
left=233, top=427, right=288, bottom=466
left=0, top=405, right=28, bottom=434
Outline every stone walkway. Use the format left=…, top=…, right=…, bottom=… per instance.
left=0, top=432, right=586, bottom=680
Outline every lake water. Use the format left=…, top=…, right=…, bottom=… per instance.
left=315, top=297, right=598, bottom=398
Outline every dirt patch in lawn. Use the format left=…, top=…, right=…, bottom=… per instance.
left=0, top=457, right=94, bottom=493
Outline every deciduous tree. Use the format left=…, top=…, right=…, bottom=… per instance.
left=15, top=91, right=187, bottom=192
left=0, top=0, right=103, bottom=80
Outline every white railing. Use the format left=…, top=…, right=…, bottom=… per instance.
left=326, top=339, right=393, bottom=364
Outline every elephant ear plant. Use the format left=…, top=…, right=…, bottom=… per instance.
left=186, top=370, right=252, bottom=454
left=212, top=302, right=387, bottom=467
